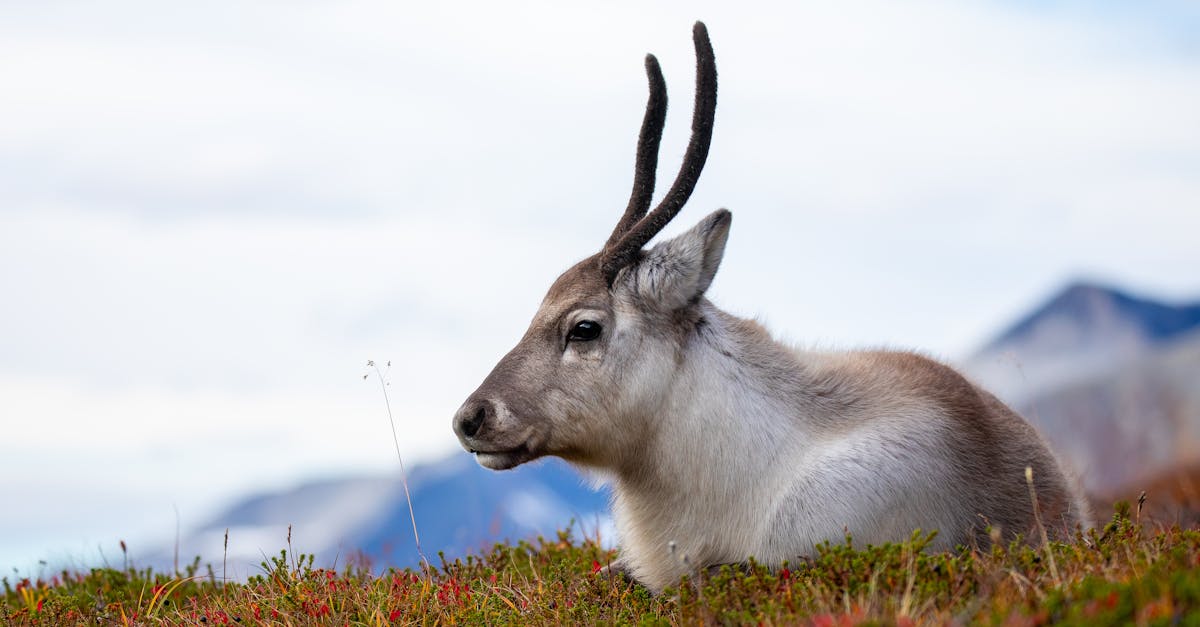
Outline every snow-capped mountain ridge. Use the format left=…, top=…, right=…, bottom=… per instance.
left=964, top=281, right=1200, bottom=405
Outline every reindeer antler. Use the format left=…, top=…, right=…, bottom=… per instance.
left=600, top=21, right=718, bottom=286
left=603, top=54, right=667, bottom=252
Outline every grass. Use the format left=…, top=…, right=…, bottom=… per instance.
left=4, top=503, right=1200, bottom=625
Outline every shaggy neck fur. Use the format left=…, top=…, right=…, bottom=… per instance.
left=609, top=302, right=825, bottom=590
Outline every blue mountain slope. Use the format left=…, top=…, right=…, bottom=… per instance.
left=186, top=455, right=609, bottom=571
left=353, top=456, right=609, bottom=566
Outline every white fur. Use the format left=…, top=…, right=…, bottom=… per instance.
left=605, top=308, right=969, bottom=590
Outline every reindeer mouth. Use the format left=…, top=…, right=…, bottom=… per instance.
left=469, top=443, right=534, bottom=470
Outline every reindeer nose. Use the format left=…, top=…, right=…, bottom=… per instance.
left=455, top=399, right=494, bottom=439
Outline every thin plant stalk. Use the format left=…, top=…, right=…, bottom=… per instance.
left=369, top=360, right=428, bottom=569
left=1025, top=466, right=1060, bottom=586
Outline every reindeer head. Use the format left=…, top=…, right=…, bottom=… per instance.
left=453, top=22, right=727, bottom=471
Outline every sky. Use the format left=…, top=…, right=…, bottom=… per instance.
left=1, top=0, right=1198, bottom=573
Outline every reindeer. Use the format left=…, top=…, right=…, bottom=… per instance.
left=452, top=22, right=1090, bottom=593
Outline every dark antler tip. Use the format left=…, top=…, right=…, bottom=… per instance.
left=693, top=24, right=714, bottom=60
left=644, top=54, right=662, bottom=73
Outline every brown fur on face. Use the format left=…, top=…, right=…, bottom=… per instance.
left=453, top=255, right=613, bottom=468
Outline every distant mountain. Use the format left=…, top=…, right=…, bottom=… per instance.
left=985, top=281, right=1200, bottom=351
left=963, top=281, right=1200, bottom=405
left=963, top=281, right=1200, bottom=495
left=1014, top=328, right=1200, bottom=493
left=160, top=455, right=609, bottom=576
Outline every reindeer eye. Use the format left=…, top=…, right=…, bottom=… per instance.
left=568, top=320, right=602, bottom=342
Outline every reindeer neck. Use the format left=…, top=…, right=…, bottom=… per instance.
left=614, top=301, right=823, bottom=489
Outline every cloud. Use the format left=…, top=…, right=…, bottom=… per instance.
left=1, top=0, right=1198, bottom=569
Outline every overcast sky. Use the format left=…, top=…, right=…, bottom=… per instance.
left=2, top=0, right=1198, bottom=572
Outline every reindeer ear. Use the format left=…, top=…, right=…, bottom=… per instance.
left=627, top=209, right=731, bottom=310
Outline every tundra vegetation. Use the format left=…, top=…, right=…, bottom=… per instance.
left=4, top=504, right=1200, bottom=625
